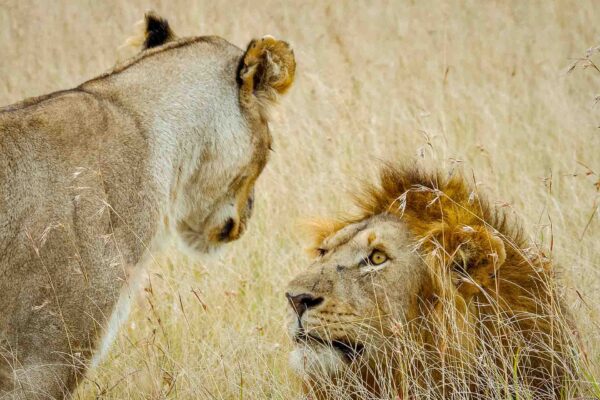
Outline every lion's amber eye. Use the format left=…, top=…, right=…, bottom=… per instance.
left=368, top=250, right=388, bottom=266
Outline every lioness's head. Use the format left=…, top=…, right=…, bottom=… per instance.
left=110, top=12, right=296, bottom=253
left=286, top=166, right=576, bottom=398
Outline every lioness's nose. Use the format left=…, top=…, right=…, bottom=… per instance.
left=219, top=218, right=239, bottom=242
left=286, top=292, right=323, bottom=318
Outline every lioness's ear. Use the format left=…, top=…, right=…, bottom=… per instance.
left=450, top=226, right=506, bottom=297
left=142, top=11, right=176, bottom=49
left=238, top=36, right=296, bottom=112
left=121, top=11, right=176, bottom=53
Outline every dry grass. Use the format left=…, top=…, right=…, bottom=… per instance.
left=0, top=1, right=599, bottom=398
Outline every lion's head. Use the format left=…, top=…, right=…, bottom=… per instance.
left=286, top=165, right=580, bottom=399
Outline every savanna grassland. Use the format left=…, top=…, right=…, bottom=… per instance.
left=1, top=1, right=599, bottom=398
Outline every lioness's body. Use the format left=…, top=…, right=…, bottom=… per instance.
left=0, top=14, right=295, bottom=399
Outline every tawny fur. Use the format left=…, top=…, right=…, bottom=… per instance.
left=0, top=13, right=295, bottom=399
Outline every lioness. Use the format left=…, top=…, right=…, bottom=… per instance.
left=286, top=165, right=580, bottom=399
left=0, top=12, right=295, bottom=399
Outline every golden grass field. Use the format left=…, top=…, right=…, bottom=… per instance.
left=1, top=1, right=599, bottom=398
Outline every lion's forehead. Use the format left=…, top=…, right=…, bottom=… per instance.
left=322, top=216, right=413, bottom=258
left=321, top=221, right=368, bottom=251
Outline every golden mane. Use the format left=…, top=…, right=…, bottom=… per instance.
left=355, top=164, right=525, bottom=245
left=312, top=164, right=530, bottom=270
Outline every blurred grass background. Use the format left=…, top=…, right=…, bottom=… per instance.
left=0, top=1, right=599, bottom=398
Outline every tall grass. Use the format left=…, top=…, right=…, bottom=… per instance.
left=0, top=1, right=598, bottom=398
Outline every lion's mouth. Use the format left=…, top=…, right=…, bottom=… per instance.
left=294, top=332, right=365, bottom=361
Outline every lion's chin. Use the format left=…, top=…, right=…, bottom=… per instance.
left=289, top=345, right=347, bottom=379
left=289, top=333, right=367, bottom=378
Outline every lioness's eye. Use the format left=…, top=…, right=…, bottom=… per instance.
left=368, top=250, right=388, bottom=266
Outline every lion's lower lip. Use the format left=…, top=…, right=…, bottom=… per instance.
left=294, top=333, right=364, bottom=360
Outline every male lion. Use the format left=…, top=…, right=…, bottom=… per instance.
left=286, top=165, right=581, bottom=399
left=0, top=12, right=295, bottom=399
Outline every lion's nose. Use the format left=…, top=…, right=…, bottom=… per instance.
left=285, top=292, right=323, bottom=318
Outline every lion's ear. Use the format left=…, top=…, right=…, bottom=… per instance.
left=450, top=226, right=506, bottom=297
left=238, top=36, right=296, bottom=112
left=121, top=11, right=176, bottom=53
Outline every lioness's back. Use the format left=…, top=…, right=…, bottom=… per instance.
left=0, top=88, right=148, bottom=346
left=0, top=88, right=148, bottom=253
